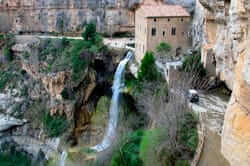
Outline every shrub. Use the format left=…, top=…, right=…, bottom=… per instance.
left=43, top=111, right=69, bottom=137
left=176, top=160, right=190, bottom=166
left=181, top=51, right=206, bottom=77
left=61, top=88, right=74, bottom=100
left=0, top=71, right=12, bottom=90
left=4, top=46, right=13, bottom=61
left=110, top=130, right=144, bottom=166
left=0, top=150, right=31, bottom=166
left=0, top=34, right=3, bottom=41
left=140, top=128, right=167, bottom=166
left=156, top=42, right=172, bottom=57
left=138, top=51, right=160, bottom=81
left=3, top=34, right=15, bottom=62
left=178, top=112, right=199, bottom=154
left=82, top=23, right=97, bottom=42
left=23, top=51, right=30, bottom=60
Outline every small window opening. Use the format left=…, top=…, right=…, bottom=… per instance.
left=171, top=27, right=176, bottom=36
left=181, top=18, right=184, bottom=22
left=154, top=18, right=157, bottom=22
left=163, top=31, right=165, bottom=36
left=168, top=18, right=171, bottom=22
left=152, top=28, right=156, bottom=36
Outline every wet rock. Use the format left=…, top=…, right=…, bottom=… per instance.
left=0, top=114, right=27, bottom=132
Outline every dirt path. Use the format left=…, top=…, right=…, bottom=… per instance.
left=198, top=128, right=230, bottom=166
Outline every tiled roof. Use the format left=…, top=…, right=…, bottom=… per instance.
left=138, top=5, right=190, bottom=18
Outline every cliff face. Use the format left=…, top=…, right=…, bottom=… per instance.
left=0, top=0, right=137, bottom=34
left=195, top=0, right=250, bottom=165
left=0, top=0, right=195, bottom=34
left=221, top=0, right=250, bottom=165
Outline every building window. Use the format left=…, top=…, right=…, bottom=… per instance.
left=152, top=28, right=156, bottom=36
left=163, top=31, right=165, bottom=36
left=181, top=18, right=184, bottom=22
left=168, top=18, right=171, bottom=22
left=171, top=27, right=176, bottom=36
left=154, top=18, right=157, bottom=22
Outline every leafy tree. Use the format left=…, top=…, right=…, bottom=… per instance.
left=138, top=51, right=160, bottom=81
left=156, top=42, right=172, bottom=60
left=181, top=51, right=206, bottom=77
left=82, top=23, right=97, bottom=43
left=43, top=111, right=69, bottom=137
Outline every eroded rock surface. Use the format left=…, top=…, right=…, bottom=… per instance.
left=194, top=0, right=250, bottom=165
left=0, top=0, right=195, bottom=34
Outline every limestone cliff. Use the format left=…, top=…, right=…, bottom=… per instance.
left=0, top=0, right=137, bottom=34
left=194, top=0, right=250, bottom=165
left=0, top=0, right=195, bottom=34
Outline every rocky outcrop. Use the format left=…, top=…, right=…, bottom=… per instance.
left=42, top=72, right=69, bottom=99
left=221, top=0, right=250, bottom=165
left=194, top=0, right=250, bottom=165
left=194, top=0, right=234, bottom=87
left=0, top=114, right=27, bottom=132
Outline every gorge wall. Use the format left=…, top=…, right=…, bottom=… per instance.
left=0, top=0, right=195, bottom=34
left=0, top=0, right=137, bottom=34
left=195, top=0, right=250, bottom=165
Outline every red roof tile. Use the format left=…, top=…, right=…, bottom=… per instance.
left=138, top=5, right=190, bottom=18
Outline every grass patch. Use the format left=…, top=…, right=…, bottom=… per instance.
left=43, top=111, right=69, bottom=137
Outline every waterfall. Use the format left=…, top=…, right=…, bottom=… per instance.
left=91, top=51, right=133, bottom=152
left=60, top=151, right=68, bottom=166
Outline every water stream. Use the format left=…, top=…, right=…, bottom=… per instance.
left=60, top=151, right=68, bottom=166
left=91, top=51, right=133, bottom=152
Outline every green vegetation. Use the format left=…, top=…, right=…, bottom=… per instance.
left=179, top=112, right=199, bottom=153
left=0, top=71, right=12, bottom=90
left=43, top=111, right=69, bottom=137
left=109, top=111, right=198, bottom=166
left=61, top=87, right=74, bottom=100
left=140, top=128, right=167, bottom=166
left=0, top=149, right=31, bottom=166
left=156, top=42, right=172, bottom=59
left=138, top=51, right=160, bottom=81
left=3, top=34, right=15, bottom=62
left=110, top=130, right=144, bottom=166
left=82, top=23, right=97, bottom=42
left=0, top=34, right=4, bottom=41
left=181, top=51, right=206, bottom=77
left=23, top=51, right=30, bottom=60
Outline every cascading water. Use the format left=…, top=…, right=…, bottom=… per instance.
left=91, top=51, right=133, bottom=152
left=60, top=151, right=68, bottom=166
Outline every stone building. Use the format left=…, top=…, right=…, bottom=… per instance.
left=135, top=2, right=191, bottom=62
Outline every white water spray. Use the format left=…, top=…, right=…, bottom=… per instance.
left=91, top=51, right=133, bottom=152
left=60, top=151, right=68, bottom=166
